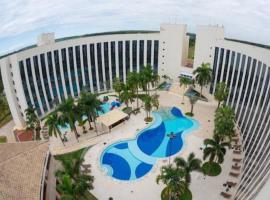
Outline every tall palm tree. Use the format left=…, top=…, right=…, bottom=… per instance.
left=156, top=164, right=188, bottom=200
left=174, top=152, right=202, bottom=184
left=25, top=107, right=41, bottom=140
left=127, top=72, right=140, bottom=109
left=152, top=72, right=160, bottom=94
left=188, top=95, right=198, bottom=116
left=45, top=113, right=65, bottom=146
left=57, top=97, right=80, bottom=141
left=113, top=77, right=124, bottom=98
left=119, top=84, right=133, bottom=108
left=77, top=92, right=102, bottom=131
left=193, top=63, right=212, bottom=97
left=179, top=76, right=193, bottom=104
left=140, top=65, right=154, bottom=95
left=203, top=134, right=230, bottom=164
left=214, top=106, right=235, bottom=141
left=214, top=82, right=229, bottom=108
left=141, top=94, right=159, bottom=121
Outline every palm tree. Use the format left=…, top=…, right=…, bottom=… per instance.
left=156, top=164, right=189, bottom=200
left=174, top=152, right=202, bottom=184
left=57, top=173, right=94, bottom=200
left=179, top=76, right=193, bottom=104
left=25, top=107, right=41, bottom=140
left=77, top=92, right=102, bottom=131
left=152, top=72, right=160, bottom=94
left=113, top=77, right=124, bottom=98
left=203, top=134, right=230, bottom=164
left=140, top=65, right=154, bottom=95
left=193, top=63, right=212, bottom=97
left=44, top=113, right=65, bottom=145
left=187, top=95, right=198, bottom=116
left=214, top=82, right=229, bottom=108
left=127, top=72, right=140, bottom=109
left=57, top=97, right=80, bottom=141
left=119, top=84, right=133, bottom=108
left=214, top=106, right=235, bottom=141
left=141, top=94, right=159, bottom=121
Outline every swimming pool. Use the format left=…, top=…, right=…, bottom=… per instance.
left=100, top=107, right=199, bottom=181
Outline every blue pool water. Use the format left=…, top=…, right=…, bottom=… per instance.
left=100, top=107, right=199, bottom=181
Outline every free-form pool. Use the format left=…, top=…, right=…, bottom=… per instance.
left=100, top=107, right=199, bottom=181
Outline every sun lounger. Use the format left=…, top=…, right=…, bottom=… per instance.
left=233, top=150, right=241, bottom=154
left=232, top=165, right=241, bottom=170
left=232, top=158, right=242, bottom=162
left=82, top=164, right=91, bottom=169
left=227, top=181, right=237, bottom=187
left=82, top=168, right=91, bottom=173
left=229, top=172, right=240, bottom=178
left=220, top=192, right=232, bottom=199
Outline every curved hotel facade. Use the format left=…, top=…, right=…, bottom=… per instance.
left=1, top=23, right=270, bottom=200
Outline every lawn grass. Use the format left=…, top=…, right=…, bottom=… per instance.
left=202, top=161, right=222, bottom=176
left=0, top=136, right=7, bottom=143
left=0, top=113, right=12, bottom=128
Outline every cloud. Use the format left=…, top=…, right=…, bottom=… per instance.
left=0, top=0, right=269, bottom=55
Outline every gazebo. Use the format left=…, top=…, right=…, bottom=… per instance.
left=97, top=109, right=129, bottom=132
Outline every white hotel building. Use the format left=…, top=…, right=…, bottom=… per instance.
left=1, top=23, right=270, bottom=200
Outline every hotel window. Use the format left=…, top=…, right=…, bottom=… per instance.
left=104, top=42, right=110, bottom=89
left=40, top=53, right=53, bottom=108
left=26, top=58, right=41, bottom=115
left=125, top=41, right=130, bottom=75
left=147, top=40, right=152, bottom=65
left=54, top=50, right=65, bottom=101
left=61, top=48, right=71, bottom=96
left=90, top=44, right=97, bottom=91
left=111, top=42, right=116, bottom=80
left=75, top=46, right=83, bottom=91
left=132, top=40, right=137, bottom=72
left=19, top=61, right=32, bottom=107
left=33, top=55, right=47, bottom=112
left=139, top=40, right=144, bottom=70
left=82, top=45, right=90, bottom=90
left=47, top=52, right=58, bottom=103
left=68, top=47, right=78, bottom=96
left=97, top=43, right=104, bottom=90
left=153, top=40, right=159, bottom=73
left=118, top=41, right=124, bottom=81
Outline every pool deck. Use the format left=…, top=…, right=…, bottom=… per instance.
left=80, top=84, right=240, bottom=200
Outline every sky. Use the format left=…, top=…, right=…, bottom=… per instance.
left=0, top=0, right=269, bottom=56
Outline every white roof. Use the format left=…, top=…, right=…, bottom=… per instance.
left=97, top=109, right=128, bottom=127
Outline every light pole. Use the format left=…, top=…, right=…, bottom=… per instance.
left=167, top=132, right=176, bottom=165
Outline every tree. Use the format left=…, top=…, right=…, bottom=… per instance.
left=193, top=63, right=212, bottom=97
left=156, top=164, right=189, bottom=200
left=174, top=152, right=202, bottom=184
left=214, top=106, right=235, bottom=141
left=44, top=113, right=65, bottom=145
left=203, top=134, right=230, bottom=164
left=113, top=77, right=124, bottom=98
left=187, top=95, right=198, bottom=116
left=127, top=72, right=140, bottom=109
left=141, top=94, right=159, bottom=121
left=25, top=107, right=41, bottom=140
left=152, top=72, right=160, bottom=94
left=77, top=92, right=102, bottom=132
left=119, top=84, right=133, bottom=108
left=55, top=149, right=94, bottom=200
left=179, top=76, right=193, bottom=104
left=214, top=82, right=229, bottom=108
left=57, top=98, right=80, bottom=141
left=140, top=65, right=154, bottom=95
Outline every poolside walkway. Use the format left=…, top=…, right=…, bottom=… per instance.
left=81, top=86, right=238, bottom=200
